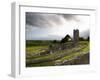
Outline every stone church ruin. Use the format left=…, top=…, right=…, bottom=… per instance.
left=39, top=29, right=80, bottom=56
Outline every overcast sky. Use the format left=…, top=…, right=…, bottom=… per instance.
left=26, top=12, right=90, bottom=40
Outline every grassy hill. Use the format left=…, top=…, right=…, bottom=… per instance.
left=26, top=41, right=89, bottom=67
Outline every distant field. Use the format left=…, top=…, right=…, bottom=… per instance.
left=26, top=40, right=89, bottom=67
left=26, top=40, right=54, bottom=46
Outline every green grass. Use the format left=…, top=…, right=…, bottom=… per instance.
left=27, top=45, right=89, bottom=67
left=26, top=41, right=89, bottom=67
left=26, top=46, right=48, bottom=54
left=26, top=40, right=55, bottom=47
left=56, top=44, right=89, bottom=62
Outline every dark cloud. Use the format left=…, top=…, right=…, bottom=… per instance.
left=26, top=12, right=81, bottom=28
left=60, top=14, right=80, bottom=22
left=26, top=12, right=62, bottom=27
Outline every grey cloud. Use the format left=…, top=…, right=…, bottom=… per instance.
left=26, top=12, right=62, bottom=28
left=60, top=14, right=80, bottom=22
left=80, top=29, right=89, bottom=39
left=26, top=12, right=81, bottom=28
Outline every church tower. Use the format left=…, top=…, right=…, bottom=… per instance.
left=73, top=29, right=79, bottom=44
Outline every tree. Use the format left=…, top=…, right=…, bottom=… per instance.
left=61, top=34, right=71, bottom=43
left=79, top=37, right=85, bottom=41
left=86, top=36, right=89, bottom=41
left=53, top=40, right=57, bottom=43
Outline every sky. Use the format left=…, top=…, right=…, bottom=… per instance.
left=26, top=12, right=90, bottom=40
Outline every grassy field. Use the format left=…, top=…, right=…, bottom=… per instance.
left=26, top=46, right=48, bottom=54
left=26, top=40, right=89, bottom=67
